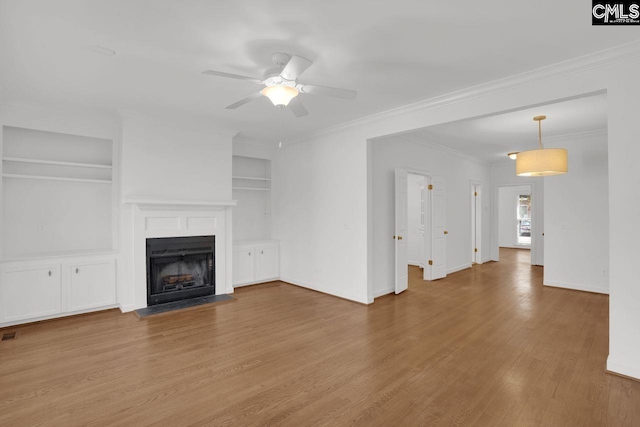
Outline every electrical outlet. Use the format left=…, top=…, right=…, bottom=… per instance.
left=560, top=221, right=570, bottom=230
left=38, top=224, right=45, bottom=232
left=602, top=269, right=608, bottom=277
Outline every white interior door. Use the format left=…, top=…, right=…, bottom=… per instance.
left=430, top=176, right=447, bottom=280
left=395, top=169, right=409, bottom=294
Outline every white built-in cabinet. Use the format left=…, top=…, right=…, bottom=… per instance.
left=0, top=264, right=62, bottom=322
left=67, top=259, right=116, bottom=312
left=232, top=241, right=280, bottom=287
left=0, top=124, right=118, bottom=326
left=0, top=256, right=117, bottom=326
left=232, top=155, right=279, bottom=287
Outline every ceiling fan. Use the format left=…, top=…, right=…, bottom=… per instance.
left=202, top=52, right=357, bottom=117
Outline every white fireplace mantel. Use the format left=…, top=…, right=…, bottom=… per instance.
left=123, top=197, right=237, bottom=209
left=123, top=197, right=235, bottom=312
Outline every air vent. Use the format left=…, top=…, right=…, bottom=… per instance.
left=2, top=332, right=17, bottom=341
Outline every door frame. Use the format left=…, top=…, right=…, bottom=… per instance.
left=492, top=182, right=543, bottom=266
left=399, top=167, right=445, bottom=281
left=470, top=181, right=482, bottom=264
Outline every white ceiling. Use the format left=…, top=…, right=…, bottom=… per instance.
left=0, top=1, right=635, bottom=142
left=404, top=93, right=608, bottom=163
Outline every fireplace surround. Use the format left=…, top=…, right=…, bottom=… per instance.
left=121, top=198, right=235, bottom=312
left=146, top=235, right=215, bottom=306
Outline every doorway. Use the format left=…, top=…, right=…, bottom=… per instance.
left=394, top=169, right=447, bottom=294
left=498, top=185, right=532, bottom=262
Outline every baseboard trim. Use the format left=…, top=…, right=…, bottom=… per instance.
left=233, top=277, right=279, bottom=288
left=607, top=357, right=640, bottom=381
left=543, top=280, right=609, bottom=295
left=447, top=263, right=471, bottom=275
left=118, top=303, right=136, bottom=313
left=499, top=245, right=531, bottom=250
left=0, top=305, right=120, bottom=329
left=280, top=276, right=371, bottom=305
left=373, top=287, right=394, bottom=298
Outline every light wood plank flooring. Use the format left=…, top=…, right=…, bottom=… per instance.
left=0, top=248, right=638, bottom=426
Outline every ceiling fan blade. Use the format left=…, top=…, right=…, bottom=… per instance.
left=280, top=55, right=313, bottom=81
left=225, top=92, right=263, bottom=109
left=202, top=70, right=263, bottom=84
left=288, top=97, right=309, bottom=118
left=298, top=84, right=357, bottom=100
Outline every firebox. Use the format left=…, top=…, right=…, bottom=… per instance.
left=146, top=235, right=215, bottom=306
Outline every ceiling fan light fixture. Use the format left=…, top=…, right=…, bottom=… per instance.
left=507, top=152, right=518, bottom=160
left=262, top=85, right=299, bottom=107
left=515, top=115, right=568, bottom=177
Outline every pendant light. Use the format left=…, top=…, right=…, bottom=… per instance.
left=516, top=115, right=568, bottom=177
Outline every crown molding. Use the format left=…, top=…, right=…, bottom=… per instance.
left=285, top=40, right=640, bottom=146
left=542, top=128, right=607, bottom=143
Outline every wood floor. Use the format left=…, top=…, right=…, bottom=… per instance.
left=1, top=248, right=638, bottom=426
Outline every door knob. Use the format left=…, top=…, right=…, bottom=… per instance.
left=398, top=236, right=403, bottom=240
left=444, top=231, right=449, bottom=235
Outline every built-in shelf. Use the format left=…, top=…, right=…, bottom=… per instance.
left=2, top=174, right=112, bottom=184
left=3, top=157, right=112, bottom=169
left=123, top=197, right=237, bottom=207
left=232, top=175, right=271, bottom=181
left=232, top=187, right=271, bottom=191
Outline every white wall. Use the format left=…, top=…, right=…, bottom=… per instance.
left=370, top=137, right=492, bottom=298
left=120, top=113, right=232, bottom=201
left=491, top=163, right=544, bottom=265
left=498, top=185, right=531, bottom=248
left=407, top=173, right=423, bottom=265
left=544, top=131, right=609, bottom=294
left=272, top=128, right=369, bottom=304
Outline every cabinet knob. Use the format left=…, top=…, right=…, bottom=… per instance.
left=261, top=250, right=264, bottom=254
left=249, top=252, right=251, bottom=256
left=75, top=268, right=79, bottom=274
left=48, top=270, right=52, bottom=277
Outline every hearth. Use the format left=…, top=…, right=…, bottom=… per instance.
left=146, top=235, right=215, bottom=306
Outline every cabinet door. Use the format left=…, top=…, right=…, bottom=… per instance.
left=233, top=248, right=255, bottom=286
left=256, top=245, right=279, bottom=281
left=0, top=266, right=62, bottom=322
left=68, top=260, right=116, bottom=312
